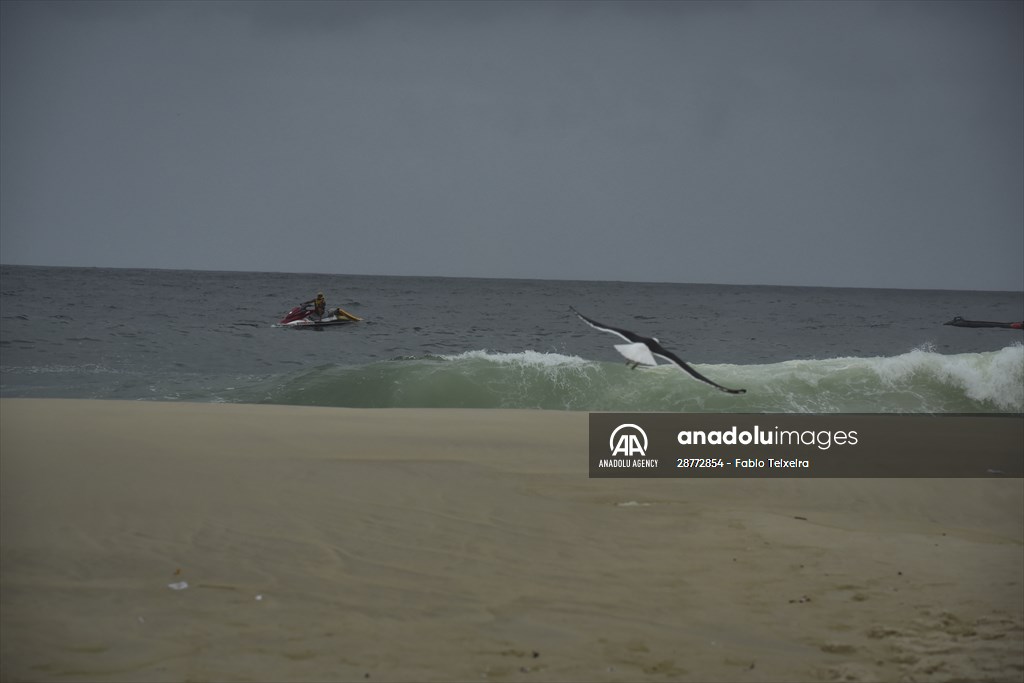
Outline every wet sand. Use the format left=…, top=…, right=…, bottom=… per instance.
left=1, top=399, right=1021, bottom=682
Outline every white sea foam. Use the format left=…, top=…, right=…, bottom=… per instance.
left=441, top=349, right=592, bottom=367
left=871, top=343, right=1023, bottom=411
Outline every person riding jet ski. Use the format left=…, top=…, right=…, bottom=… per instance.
left=301, top=292, right=327, bottom=320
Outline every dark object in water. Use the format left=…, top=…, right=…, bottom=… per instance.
left=944, top=316, right=1023, bottom=330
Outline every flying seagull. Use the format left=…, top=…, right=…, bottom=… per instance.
left=570, top=306, right=746, bottom=395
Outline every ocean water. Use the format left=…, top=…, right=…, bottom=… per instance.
left=1, top=265, right=1021, bottom=412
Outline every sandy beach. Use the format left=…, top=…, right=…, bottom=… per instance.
left=1, top=399, right=1021, bottom=683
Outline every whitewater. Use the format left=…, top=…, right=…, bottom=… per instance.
left=197, top=346, right=1024, bottom=412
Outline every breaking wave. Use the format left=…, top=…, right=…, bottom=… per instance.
left=209, top=344, right=1023, bottom=413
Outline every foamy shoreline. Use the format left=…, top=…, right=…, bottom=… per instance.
left=2, top=399, right=1021, bottom=682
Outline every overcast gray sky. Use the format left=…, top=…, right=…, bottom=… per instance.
left=1, top=1, right=1021, bottom=290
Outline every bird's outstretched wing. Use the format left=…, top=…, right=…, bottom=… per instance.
left=569, top=306, right=646, bottom=344
left=647, top=340, right=747, bottom=395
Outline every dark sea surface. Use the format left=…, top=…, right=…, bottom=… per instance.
left=1, top=265, right=1021, bottom=412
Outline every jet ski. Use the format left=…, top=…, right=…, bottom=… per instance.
left=944, top=316, right=1023, bottom=329
left=278, top=303, right=362, bottom=328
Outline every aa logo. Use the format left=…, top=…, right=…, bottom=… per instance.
left=609, top=423, right=648, bottom=457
